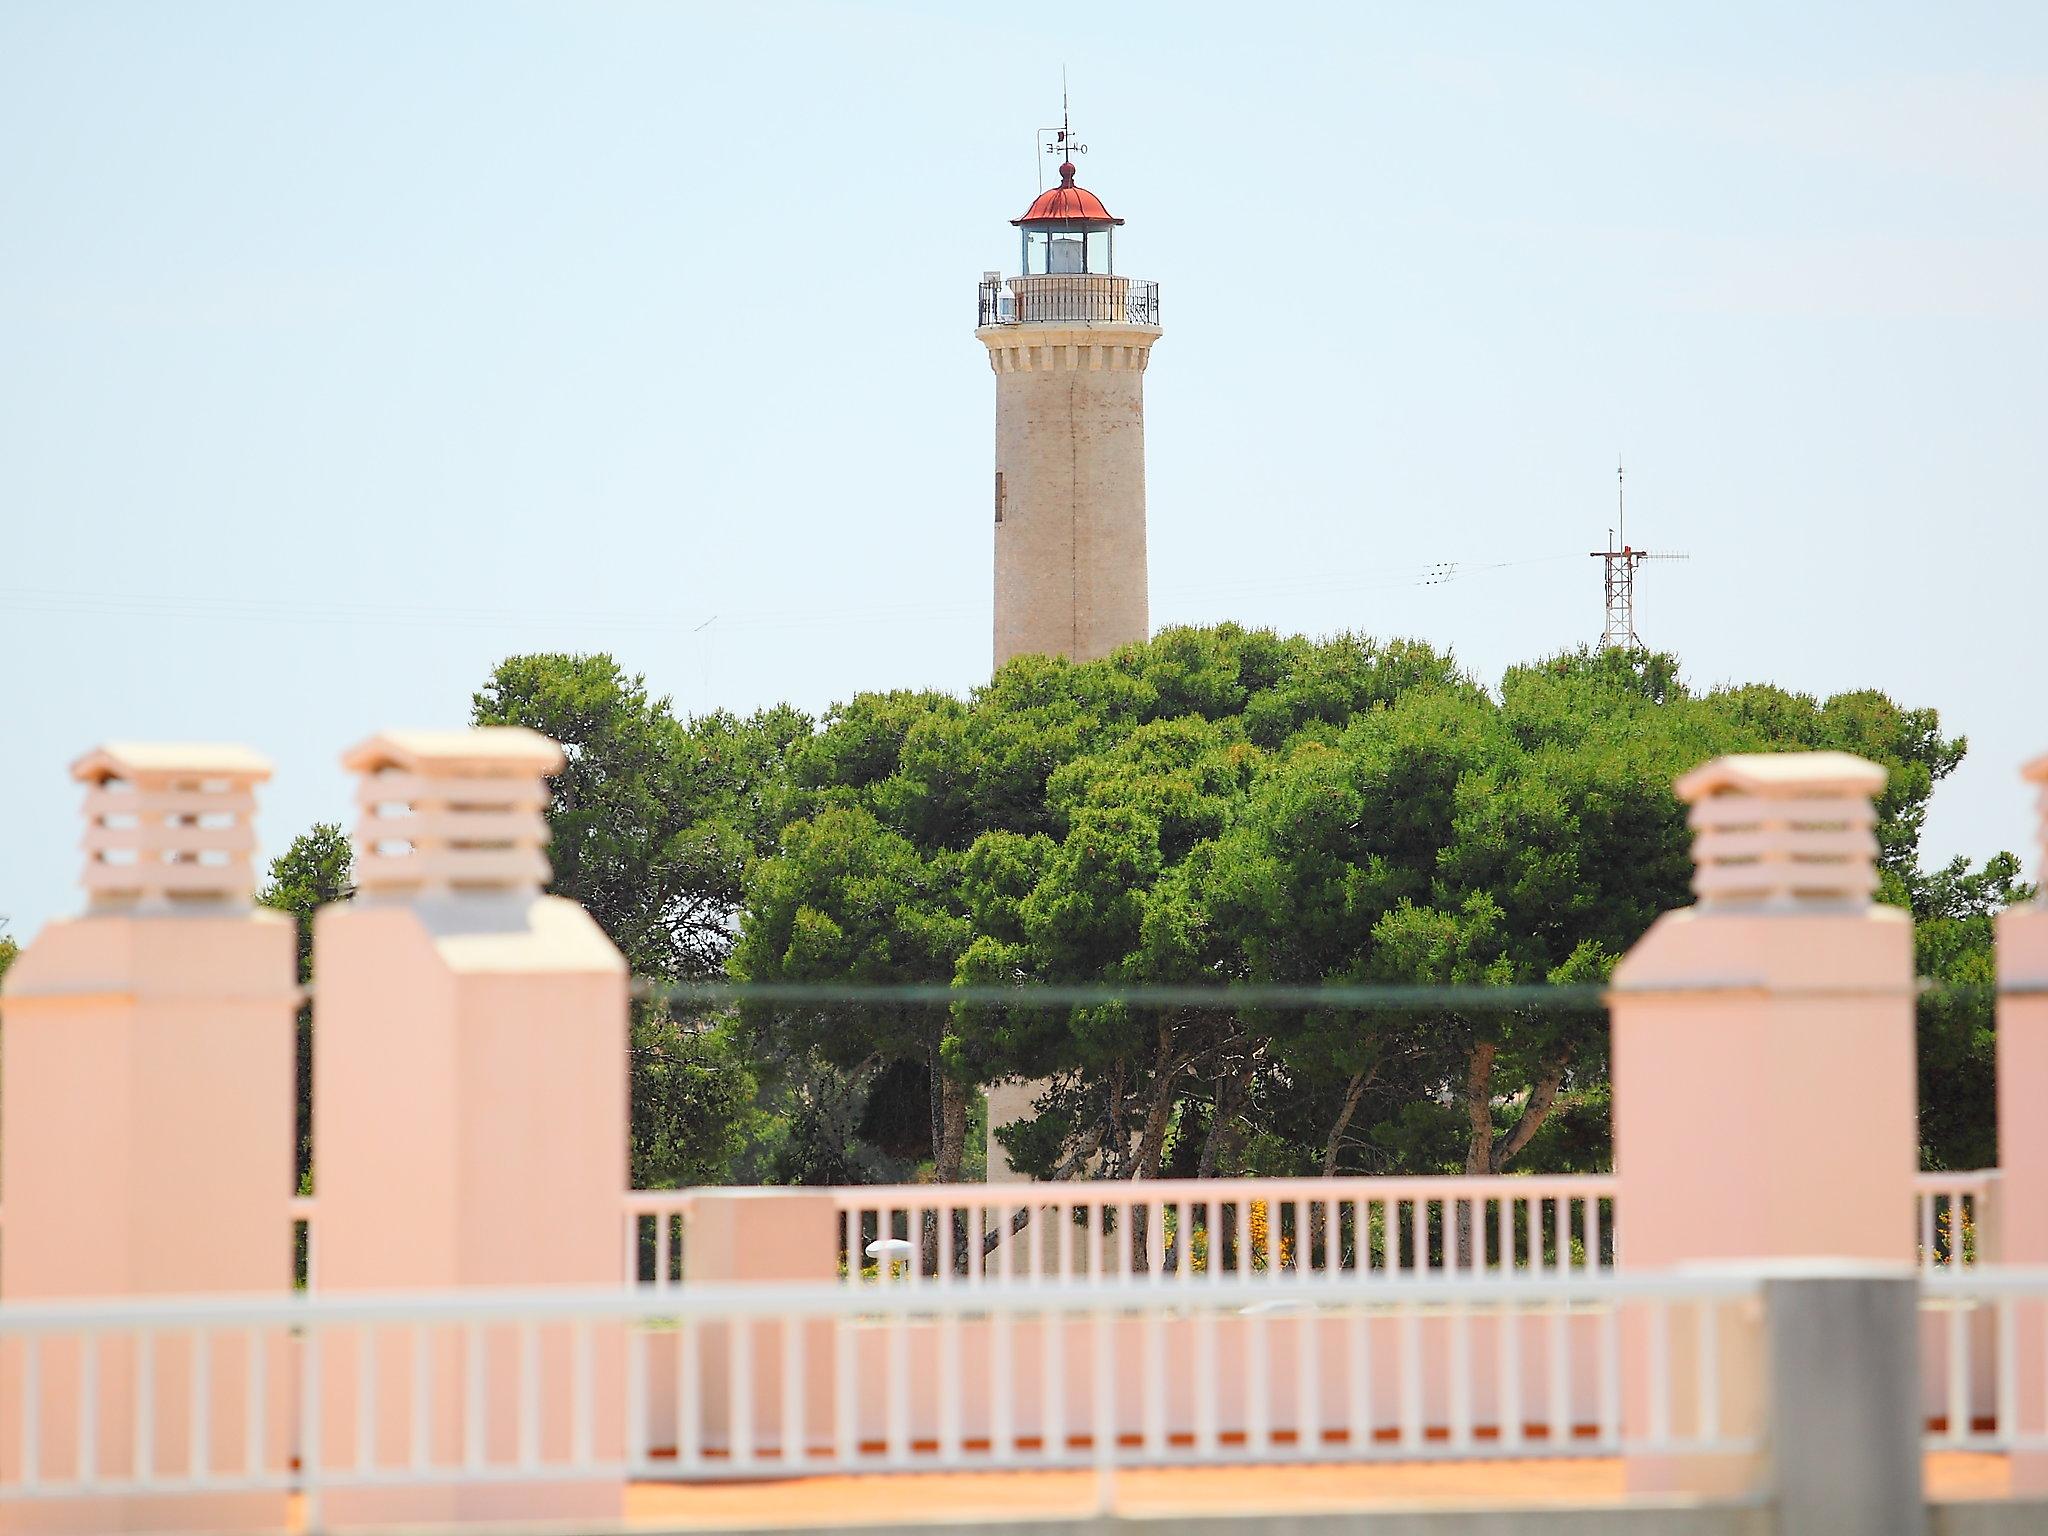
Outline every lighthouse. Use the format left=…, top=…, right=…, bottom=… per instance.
left=977, top=131, right=1162, bottom=669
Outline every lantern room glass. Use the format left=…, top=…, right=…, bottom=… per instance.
left=1021, top=227, right=1115, bottom=276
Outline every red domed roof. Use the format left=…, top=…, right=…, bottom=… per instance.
left=1012, top=162, right=1124, bottom=227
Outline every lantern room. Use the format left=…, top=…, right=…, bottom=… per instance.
left=1013, top=161, right=1123, bottom=275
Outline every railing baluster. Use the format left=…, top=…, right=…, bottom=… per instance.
left=1697, top=1302, right=1720, bottom=1445
left=1448, top=1299, right=1471, bottom=1452
left=680, top=1318, right=703, bottom=1474
left=1247, top=1304, right=1270, bottom=1455
left=1398, top=1302, right=1422, bottom=1451
left=1045, top=1272, right=1068, bottom=1462
left=781, top=1315, right=805, bottom=1469
left=573, top=1318, right=594, bottom=1471
left=1091, top=1305, right=1116, bottom=1504
left=1947, top=1299, right=1970, bottom=1444
left=20, top=1335, right=42, bottom=1491
left=1194, top=1298, right=1218, bottom=1457
left=1297, top=1301, right=1321, bottom=1457
left=410, top=1324, right=430, bottom=1473
left=884, top=1302, right=909, bottom=1467
left=135, top=1335, right=154, bottom=1490
left=300, top=1321, right=321, bottom=1529
left=1996, top=1297, right=2018, bottom=1446
left=1598, top=1296, right=1621, bottom=1449
left=77, top=1332, right=98, bottom=1485
left=1648, top=1302, right=1671, bottom=1450
left=518, top=1321, right=540, bottom=1470
left=191, top=1328, right=211, bottom=1483
left=244, top=1335, right=268, bottom=1490
left=1548, top=1290, right=1571, bottom=1445
left=356, top=1325, right=375, bottom=1475
left=462, top=1321, right=484, bottom=1473
left=1143, top=1302, right=1166, bottom=1457
left=1499, top=1297, right=1523, bottom=1450
left=625, top=1325, right=647, bottom=1476
left=990, top=1289, right=1014, bottom=1464
left=1346, top=1296, right=1371, bottom=1456
left=732, top=1317, right=756, bottom=1470
left=938, top=1302, right=961, bottom=1465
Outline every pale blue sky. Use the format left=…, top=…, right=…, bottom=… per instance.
left=4, top=2, right=2045, bottom=937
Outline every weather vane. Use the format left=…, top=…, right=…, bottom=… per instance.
left=1036, top=71, right=1087, bottom=186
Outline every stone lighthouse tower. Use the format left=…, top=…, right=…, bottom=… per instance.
left=977, top=140, right=1162, bottom=668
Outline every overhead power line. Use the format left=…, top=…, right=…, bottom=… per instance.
left=0, top=552, right=1585, bottom=638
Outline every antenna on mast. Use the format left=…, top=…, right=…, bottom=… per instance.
left=1617, top=454, right=1626, bottom=551
left=1591, top=456, right=1688, bottom=649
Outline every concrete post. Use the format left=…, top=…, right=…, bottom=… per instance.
left=0, top=743, right=296, bottom=1535
left=1997, top=750, right=2048, bottom=1493
left=1611, top=751, right=1919, bottom=1495
left=311, top=728, right=627, bottom=1527
left=1764, top=1268, right=1926, bottom=1536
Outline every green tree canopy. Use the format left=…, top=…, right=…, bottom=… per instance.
left=482, top=630, right=2015, bottom=1185
left=731, top=628, right=1994, bottom=1181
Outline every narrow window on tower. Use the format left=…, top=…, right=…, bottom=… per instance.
left=994, top=470, right=1005, bottom=524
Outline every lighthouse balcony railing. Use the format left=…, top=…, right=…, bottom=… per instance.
left=978, top=276, right=1160, bottom=327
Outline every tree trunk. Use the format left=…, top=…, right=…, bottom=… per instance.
left=1491, top=1055, right=1569, bottom=1173
left=1128, top=1022, right=1182, bottom=1181
left=1458, top=1042, right=1498, bottom=1268
left=934, top=1072, right=968, bottom=1184
left=1321, top=1068, right=1374, bottom=1180
left=1100, top=1060, right=1129, bottom=1179
left=927, top=1033, right=945, bottom=1173
left=1127, top=1023, right=1186, bottom=1276
left=1197, top=1060, right=1254, bottom=1179
left=1313, top=1067, right=1374, bottom=1268
left=1462, top=1040, right=1498, bottom=1176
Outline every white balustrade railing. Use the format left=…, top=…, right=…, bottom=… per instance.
left=833, top=1174, right=1618, bottom=1286
left=1915, top=1170, right=1998, bottom=1270
left=0, top=1268, right=1762, bottom=1525
left=1922, top=1266, right=2048, bottom=1450
left=141, top=1167, right=2000, bottom=1306
left=623, top=1190, right=695, bottom=1288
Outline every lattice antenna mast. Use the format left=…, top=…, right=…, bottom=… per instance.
left=1591, top=458, right=1689, bottom=649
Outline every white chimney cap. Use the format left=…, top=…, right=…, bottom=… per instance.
left=1676, top=751, right=1887, bottom=803
left=71, top=742, right=273, bottom=784
left=341, top=728, right=563, bottom=777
